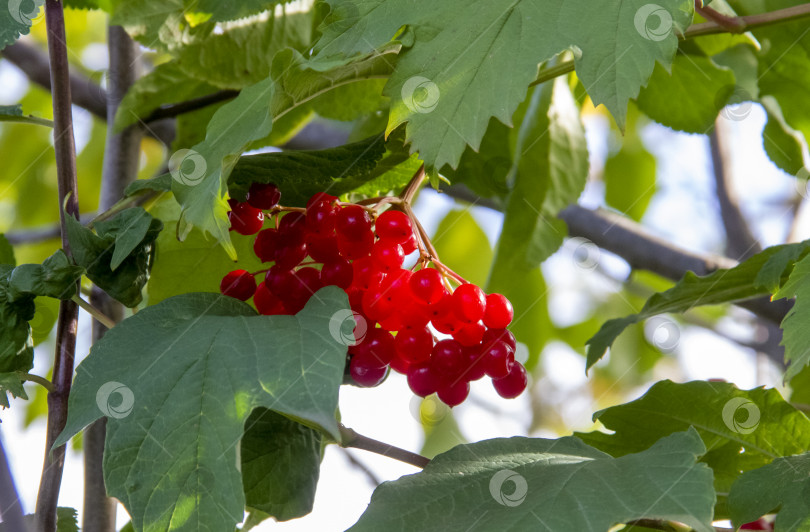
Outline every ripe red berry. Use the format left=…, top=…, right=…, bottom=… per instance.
left=484, top=340, right=514, bottom=379
left=483, top=293, right=514, bottom=329
left=305, top=233, right=341, bottom=263
left=407, top=363, right=439, bottom=397
left=274, top=238, right=307, bottom=270
left=401, top=235, right=418, bottom=255
left=336, top=205, right=373, bottom=241
left=492, top=360, right=527, bottom=399
left=351, top=257, right=385, bottom=291
left=482, top=328, right=516, bottom=352
left=389, top=354, right=411, bottom=374
left=349, top=357, right=388, bottom=387
left=228, top=200, right=264, bottom=235
left=254, top=228, right=280, bottom=263
left=253, top=282, right=287, bottom=315
left=452, top=283, right=486, bottom=322
left=352, top=328, right=396, bottom=368
left=362, top=284, right=395, bottom=321
left=306, top=192, right=338, bottom=209
left=321, top=259, right=353, bottom=289
left=278, top=212, right=306, bottom=238
left=375, top=210, right=412, bottom=243
left=410, top=268, right=446, bottom=304
left=395, top=326, right=433, bottom=363
left=431, top=339, right=463, bottom=371
left=371, top=240, right=404, bottom=272
left=462, top=346, right=488, bottom=381
left=219, top=270, right=256, bottom=301
left=438, top=380, right=470, bottom=407
left=453, top=321, right=485, bottom=347
left=246, top=182, right=281, bottom=210
left=338, top=230, right=374, bottom=260
left=306, top=199, right=338, bottom=235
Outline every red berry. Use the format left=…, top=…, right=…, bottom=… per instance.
left=253, top=282, right=287, bottom=315
left=407, top=363, right=439, bottom=397
left=462, top=346, right=488, bottom=381
left=410, top=268, right=446, bottom=304
left=431, top=339, right=463, bottom=371
left=371, top=240, right=404, bottom=272
left=353, top=328, right=396, bottom=368
left=228, top=200, right=264, bottom=235
left=253, top=228, right=280, bottom=262
left=492, top=361, right=527, bottom=399
left=375, top=210, right=412, bottom=243
left=482, top=328, right=516, bottom=351
left=378, top=312, right=406, bottom=332
left=306, top=199, right=338, bottom=235
left=453, top=321, right=485, bottom=347
left=389, top=354, right=411, bottom=374
left=306, top=192, right=338, bottom=209
left=336, top=205, right=373, bottom=241
left=401, top=235, right=418, bottom=255
left=274, top=238, right=307, bottom=270
left=338, top=230, right=374, bottom=260
left=400, top=299, right=430, bottom=329
left=483, top=293, right=514, bottom=328
left=219, top=270, right=256, bottom=301
left=246, top=182, right=281, bottom=210
left=305, top=233, right=341, bottom=263
left=395, top=326, right=433, bottom=363
left=362, top=284, right=394, bottom=321
left=452, top=283, right=486, bottom=322
left=438, top=380, right=470, bottom=407
left=740, top=519, right=773, bottom=530
left=321, top=259, right=353, bottom=289
left=278, top=212, right=306, bottom=238
left=265, top=266, right=293, bottom=296
left=484, top=340, right=514, bottom=379
left=349, top=357, right=388, bottom=387
left=351, top=257, right=385, bottom=291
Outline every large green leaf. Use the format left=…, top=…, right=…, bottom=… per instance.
left=576, top=380, right=810, bottom=517
left=728, top=452, right=810, bottom=531
left=488, top=78, right=588, bottom=367
left=635, top=52, right=735, bottom=133
left=65, top=208, right=163, bottom=307
left=761, top=96, right=809, bottom=176
left=774, top=253, right=810, bottom=380
left=56, top=287, right=349, bottom=532
left=0, top=371, right=28, bottom=408
left=241, top=408, right=321, bottom=521
left=350, top=429, right=715, bottom=532
left=0, top=0, right=42, bottom=51
left=315, top=0, right=693, bottom=170
left=6, top=250, right=83, bottom=301
left=586, top=241, right=810, bottom=369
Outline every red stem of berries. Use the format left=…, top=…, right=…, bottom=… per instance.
left=219, top=168, right=528, bottom=406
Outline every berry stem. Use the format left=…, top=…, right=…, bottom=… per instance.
left=399, top=164, right=426, bottom=204
left=18, top=372, right=55, bottom=393
left=71, top=295, right=117, bottom=330
left=339, top=424, right=430, bottom=468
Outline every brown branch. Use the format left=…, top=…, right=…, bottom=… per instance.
left=339, top=448, right=382, bottom=487
left=686, top=2, right=810, bottom=37
left=139, top=89, right=239, bottom=123
left=35, top=3, right=81, bottom=531
left=695, top=1, right=746, bottom=32
left=4, top=212, right=96, bottom=244
left=339, top=425, right=430, bottom=468
left=710, top=117, right=762, bottom=261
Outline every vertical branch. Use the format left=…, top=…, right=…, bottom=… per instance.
left=83, top=24, right=142, bottom=532
left=0, top=430, right=26, bottom=532
left=35, top=1, right=80, bottom=531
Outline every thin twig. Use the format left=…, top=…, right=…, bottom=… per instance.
left=139, top=89, right=239, bottom=123
left=35, top=3, right=81, bottom=530
left=339, top=424, right=430, bottom=468
left=339, top=448, right=382, bottom=487
left=19, top=372, right=55, bottom=393
left=71, top=295, right=116, bottom=330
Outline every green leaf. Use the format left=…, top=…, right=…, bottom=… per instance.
left=7, top=250, right=83, bottom=300
left=0, top=275, right=34, bottom=375
left=0, top=506, right=79, bottom=532
left=576, top=380, right=810, bottom=517
left=114, top=61, right=222, bottom=132
left=171, top=76, right=276, bottom=259
left=228, top=134, right=389, bottom=206
left=432, top=210, right=493, bottom=288
left=761, top=95, right=809, bottom=176
left=0, top=0, right=42, bottom=51
left=315, top=0, right=692, bottom=170
left=146, top=196, right=264, bottom=305
left=124, top=174, right=173, bottom=196
left=0, top=234, right=15, bottom=266
left=56, top=287, right=349, bottom=532
left=448, top=118, right=513, bottom=200
left=65, top=209, right=163, bottom=307
left=585, top=241, right=810, bottom=369
left=488, top=78, right=588, bottom=367
left=635, top=53, right=735, bottom=133
left=728, top=452, right=810, bottom=531
left=0, top=371, right=28, bottom=408
left=241, top=408, right=321, bottom=521
left=0, top=104, right=53, bottom=128
left=604, top=113, right=657, bottom=222
left=774, top=253, right=810, bottom=380
left=349, top=429, right=715, bottom=532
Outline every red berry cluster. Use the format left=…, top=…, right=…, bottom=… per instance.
left=219, top=182, right=528, bottom=406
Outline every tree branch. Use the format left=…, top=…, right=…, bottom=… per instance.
left=139, top=89, right=239, bottom=123
left=0, top=430, right=26, bottom=532
left=339, top=448, right=382, bottom=487
left=4, top=212, right=96, bottom=245
left=35, top=3, right=81, bottom=531
left=339, top=425, right=430, bottom=468
left=710, top=118, right=762, bottom=261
